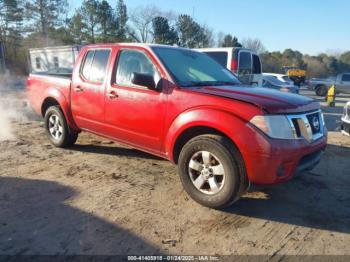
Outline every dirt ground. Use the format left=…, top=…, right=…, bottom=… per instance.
left=0, top=88, right=350, bottom=256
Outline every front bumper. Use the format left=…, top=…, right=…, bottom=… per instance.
left=241, top=127, right=328, bottom=185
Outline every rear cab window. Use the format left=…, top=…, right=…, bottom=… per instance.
left=203, top=52, right=228, bottom=68
left=80, top=49, right=111, bottom=83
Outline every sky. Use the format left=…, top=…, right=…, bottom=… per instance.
left=68, top=0, right=350, bottom=55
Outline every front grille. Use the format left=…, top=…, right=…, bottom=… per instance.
left=287, top=110, right=324, bottom=143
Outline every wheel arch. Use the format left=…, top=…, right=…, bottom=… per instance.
left=40, top=88, right=79, bottom=131
left=165, top=108, right=250, bottom=164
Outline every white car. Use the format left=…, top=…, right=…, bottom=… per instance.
left=257, top=75, right=299, bottom=94
left=196, top=47, right=263, bottom=86
left=341, top=101, right=350, bottom=136
left=263, top=73, right=294, bottom=85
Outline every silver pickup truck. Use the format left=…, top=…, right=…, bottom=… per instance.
left=308, top=73, right=350, bottom=96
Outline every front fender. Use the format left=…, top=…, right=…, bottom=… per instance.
left=164, top=107, right=266, bottom=162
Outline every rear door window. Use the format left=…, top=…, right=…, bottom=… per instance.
left=89, top=50, right=111, bottom=83
left=81, top=49, right=111, bottom=83
left=204, top=52, right=228, bottom=68
left=81, top=50, right=94, bottom=80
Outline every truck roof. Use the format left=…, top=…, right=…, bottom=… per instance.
left=82, top=43, right=189, bottom=51
left=195, top=47, right=257, bottom=54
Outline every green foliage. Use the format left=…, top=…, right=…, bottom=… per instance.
left=221, top=34, right=242, bottom=47
left=116, top=0, right=127, bottom=40
left=176, top=14, right=208, bottom=48
left=25, top=0, right=66, bottom=37
left=97, top=0, right=117, bottom=42
left=67, top=12, right=89, bottom=44
left=152, top=16, right=178, bottom=45
left=80, top=0, right=99, bottom=43
left=261, top=49, right=350, bottom=78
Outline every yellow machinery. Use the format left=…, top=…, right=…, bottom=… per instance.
left=326, top=85, right=336, bottom=107
left=283, top=66, right=307, bottom=87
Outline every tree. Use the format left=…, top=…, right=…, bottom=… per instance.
left=176, top=14, right=208, bottom=48
left=152, top=16, right=178, bottom=45
left=116, top=0, right=127, bottom=40
left=241, top=37, right=266, bottom=54
left=25, top=0, right=66, bottom=44
left=68, top=11, right=88, bottom=44
left=0, top=0, right=24, bottom=70
left=97, top=0, right=117, bottom=42
left=340, top=51, right=350, bottom=65
left=80, top=0, right=99, bottom=43
left=220, top=34, right=242, bottom=47
left=129, top=6, right=160, bottom=42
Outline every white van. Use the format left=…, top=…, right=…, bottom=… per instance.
left=196, top=47, right=262, bottom=85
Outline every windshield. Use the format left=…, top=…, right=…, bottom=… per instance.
left=152, top=47, right=240, bottom=87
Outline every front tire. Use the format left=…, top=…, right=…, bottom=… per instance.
left=178, top=135, right=246, bottom=209
left=44, top=106, right=78, bottom=148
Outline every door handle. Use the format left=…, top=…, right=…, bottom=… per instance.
left=74, top=86, right=84, bottom=92
left=107, top=90, right=118, bottom=99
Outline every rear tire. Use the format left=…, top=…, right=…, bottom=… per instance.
left=315, top=85, right=327, bottom=97
left=178, top=135, right=247, bottom=209
left=44, top=106, right=78, bottom=148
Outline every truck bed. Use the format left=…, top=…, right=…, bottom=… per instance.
left=27, top=73, right=72, bottom=116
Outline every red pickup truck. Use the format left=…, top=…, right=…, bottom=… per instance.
left=27, top=43, right=327, bottom=208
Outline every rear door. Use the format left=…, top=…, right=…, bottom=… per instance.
left=71, top=48, right=111, bottom=132
left=338, top=74, right=350, bottom=93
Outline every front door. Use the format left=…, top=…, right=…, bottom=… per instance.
left=71, top=49, right=111, bottom=133
left=104, top=48, right=167, bottom=154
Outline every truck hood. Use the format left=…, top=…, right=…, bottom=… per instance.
left=190, top=85, right=319, bottom=114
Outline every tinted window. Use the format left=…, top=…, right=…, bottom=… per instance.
left=238, top=52, right=252, bottom=84
left=263, top=75, right=285, bottom=86
left=81, top=50, right=94, bottom=80
left=53, top=57, right=59, bottom=68
left=116, top=50, right=159, bottom=87
left=252, top=54, right=261, bottom=74
left=204, top=52, right=228, bottom=67
left=342, top=74, right=350, bottom=82
left=238, top=52, right=252, bottom=71
left=282, top=76, right=291, bottom=82
left=81, top=50, right=110, bottom=83
left=35, top=57, right=41, bottom=69
left=152, top=47, right=240, bottom=87
left=89, top=50, right=111, bottom=83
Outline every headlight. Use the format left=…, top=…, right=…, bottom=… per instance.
left=250, top=115, right=295, bottom=139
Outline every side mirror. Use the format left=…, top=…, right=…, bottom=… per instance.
left=131, top=72, right=158, bottom=91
